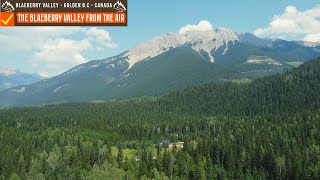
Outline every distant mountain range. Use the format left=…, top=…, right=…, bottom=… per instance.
left=0, top=67, right=44, bottom=91
left=1, top=27, right=320, bottom=106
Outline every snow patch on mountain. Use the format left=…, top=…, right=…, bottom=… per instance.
left=120, top=73, right=131, bottom=80
left=106, top=64, right=115, bottom=69
left=54, top=84, right=69, bottom=93
left=124, top=27, right=239, bottom=69
left=90, top=64, right=100, bottom=69
left=65, top=65, right=84, bottom=75
left=10, top=87, right=26, bottom=93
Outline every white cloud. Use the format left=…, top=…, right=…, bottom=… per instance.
left=86, top=27, right=118, bottom=49
left=0, top=27, right=117, bottom=77
left=254, top=5, right=320, bottom=42
left=304, top=33, right=320, bottom=42
left=0, top=27, right=81, bottom=52
left=33, top=38, right=91, bottom=70
left=179, top=20, right=213, bottom=34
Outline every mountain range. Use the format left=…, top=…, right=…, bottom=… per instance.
left=0, top=67, right=44, bottom=91
left=1, top=27, right=320, bottom=106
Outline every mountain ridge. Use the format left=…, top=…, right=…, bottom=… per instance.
left=1, top=28, right=320, bottom=106
left=0, top=67, right=44, bottom=91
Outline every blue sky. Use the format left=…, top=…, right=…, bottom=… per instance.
left=0, top=0, right=319, bottom=77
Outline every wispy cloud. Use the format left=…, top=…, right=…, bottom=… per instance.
left=254, top=5, right=320, bottom=42
left=0, top=27, right=118, bottom=77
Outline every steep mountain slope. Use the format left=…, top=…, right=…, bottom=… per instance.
left=98, top=47, right=239, bottom=99
left=123, top=27, right=239, bottom=69
left=0, top=57, right=129, bottom=105
left=0, top=67, right=44, bottom=91
left=0, top=28, right=320, bottom=106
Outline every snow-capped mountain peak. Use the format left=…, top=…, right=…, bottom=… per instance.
left=0, top=67, right=44, bottom=91
left=124, top=27, right=239, bottom=69
left=124, top=33, right=184, bottom=69
left=215, top=27, right=239, bottom=41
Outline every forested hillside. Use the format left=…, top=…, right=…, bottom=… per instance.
left=160, top=57, right=320, bottom=116
left=0, top=58, right=319, bottom=179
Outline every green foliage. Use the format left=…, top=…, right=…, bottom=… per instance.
left=0, top=58, right=320, bottom=179
left=160, top=57, right=320, bottom=116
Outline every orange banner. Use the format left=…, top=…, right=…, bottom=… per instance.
left=0, top=0, right=128, bottom=26
left=16, top=12, right=126, bottom=24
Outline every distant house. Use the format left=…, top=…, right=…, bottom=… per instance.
left=160, top=140, right=184, bottom=149
left=168, top=142, right=184, bottom=149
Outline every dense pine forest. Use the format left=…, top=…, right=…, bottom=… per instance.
left=0, top=58, right=320, bottom=179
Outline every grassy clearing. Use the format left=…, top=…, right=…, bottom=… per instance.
left=111, top=146, right=138, bottom=160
